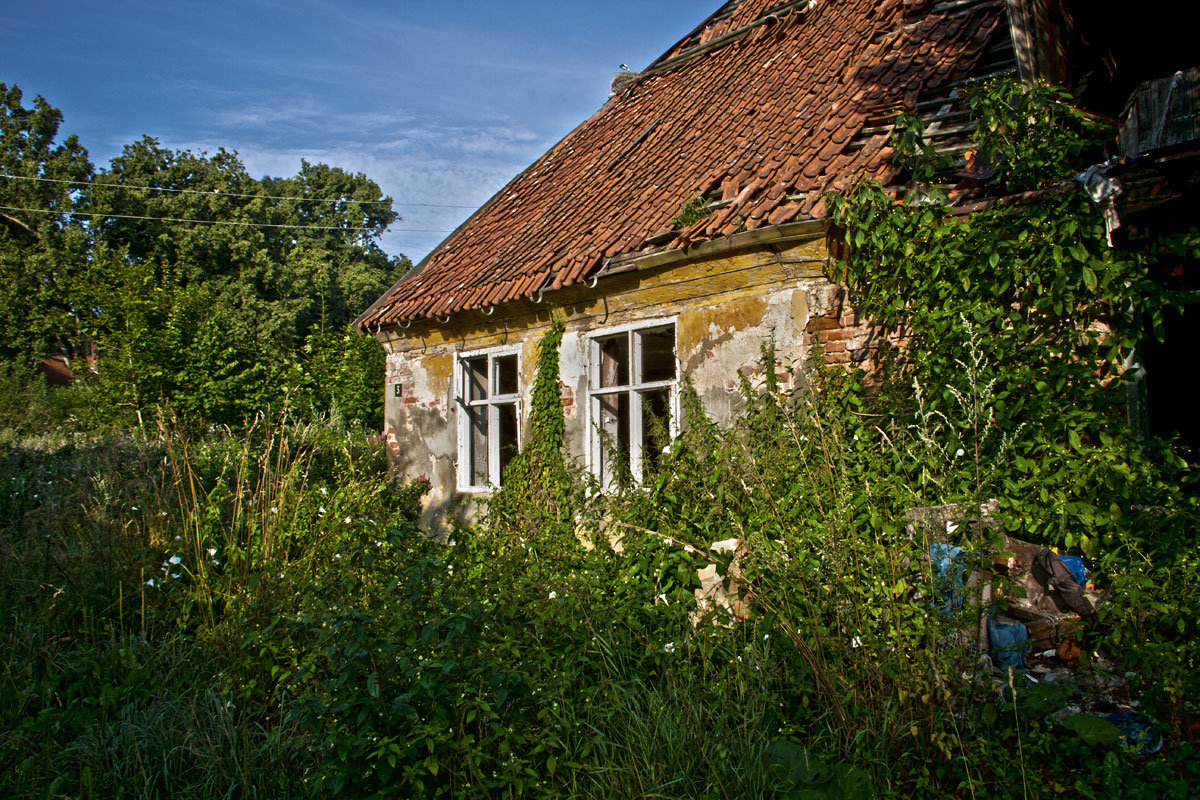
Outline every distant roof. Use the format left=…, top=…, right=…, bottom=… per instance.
left=359, top=0, right=1007, bottom=327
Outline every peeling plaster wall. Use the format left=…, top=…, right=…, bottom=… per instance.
left=374, top=233, right=890, bottom=531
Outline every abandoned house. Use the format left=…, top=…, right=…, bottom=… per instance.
left=355, top=0, right=1199, bottom=524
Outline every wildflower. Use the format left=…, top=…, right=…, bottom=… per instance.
left=684, top=544, right=695, bottom=554
left=343, top=516, right=352, bottom=524
left=270, top=507, right=278, bottom=514
left=663, top=537, right=674, bottom=545
left=549, top=591, right=558, bottom=599
left=318, top=506, right=326, bottom=515
left=171, top=573, right=181, bottom=579
left=954, top=448, right=965, bottom=458
left=664, top=642, right=676, bottom=653
left=319, top=487, right=328, bottom=496
left=132, top=505, right=139, bottom=511
left=160, top=511, right=167, bottom=517
left=851, top=636, right=862, bottom=649
left=207, top=547, right=217, bottom=557
left=657, top=593, right=669, bottom=605
left=145, top=578, right=156, bottom=587
left=168, top=555, right=182, bottom=565
left=763, top=633, right=770, bottom=640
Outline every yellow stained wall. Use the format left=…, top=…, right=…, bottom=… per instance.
left=376, top=234, right=843, bottom=529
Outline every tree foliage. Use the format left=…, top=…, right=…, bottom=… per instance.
left=0, top=85, right=409, bottom=429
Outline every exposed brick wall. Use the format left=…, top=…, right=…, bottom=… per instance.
left=805, top=286, right=906, bottom=375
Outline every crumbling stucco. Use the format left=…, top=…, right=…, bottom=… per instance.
left=374, top=233, right=887, bottom=531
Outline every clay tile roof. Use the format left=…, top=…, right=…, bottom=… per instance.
left=358, top=0, right=1005, bottom=327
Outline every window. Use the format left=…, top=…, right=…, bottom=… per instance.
left=457, top=349, right=520, bottom=490
left=588, top=323, right=677, bottom=488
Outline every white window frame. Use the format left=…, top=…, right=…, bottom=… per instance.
left=586, top=319, right=680, bottom=488
left=455, top=346, right=522, bottom=492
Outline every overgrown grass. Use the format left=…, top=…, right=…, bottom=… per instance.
left=2, top=335, right=1199, bottom=798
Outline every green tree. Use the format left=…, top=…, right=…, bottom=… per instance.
left=0, top=83, right=94, bottom=365
left=75, top=139, right=409, bottom=427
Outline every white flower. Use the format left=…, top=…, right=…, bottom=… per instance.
left=160, top=511, right=167, bottom=517
left=763, top=633, right=770, bottom=640
left=663, top=537, right=673, bottom=546
left=851, top=636, right=862, bottom=649
left=168, top=555, right=181, bottom=565
left=684, top=544, right=695, bottom=554
left=270, top=507, right=278, bottom=514
left=318, top=506, right=326, bottom=515
left=207, top=548, right=217, bottom=557
left=171, top=573, right=181, bottom=579
left=145, top=578, right=156, bottom=587
left=174, top=535, right=181, bottom=541
left=955, top=448, right=965, bottom=458
left=657, top=593, right=669, bottom=605
left=132, top=505, right=139, bottom=511
left=549, top=591, right=558, bottom=599
left=319, top=487, right=328, bottom=496
left=663, top=642, right=676, bottom=653
left=343, top=516, right=352, bottom=524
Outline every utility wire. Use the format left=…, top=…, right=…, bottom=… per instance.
left=0, top=173, right=480, bottom=209
left=0, top=205, right=453, bottom=233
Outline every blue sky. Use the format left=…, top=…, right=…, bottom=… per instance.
left=2, top=1, right=713, bottom=263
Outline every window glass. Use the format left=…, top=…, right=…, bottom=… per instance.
left=494, top=354, right=519, bottom=396
left=598, top=334, right=629, bottom=388
left=466, top=405, right=488, bottom=488
left=640, top=387, right=672, bottom=472
left=465, top=357, right=488, bottom=403
left=596, top=392, right=630, bottom=487
left=589, top=324, right=676, bottom=486
left=458, top=351, right=520, bottom=489
left=639, top=327, right=675, bottom=383
left=497, top=403, right=519, bottom=481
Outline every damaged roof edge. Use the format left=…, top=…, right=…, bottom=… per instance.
left=366, top=217, right=828, bottom=334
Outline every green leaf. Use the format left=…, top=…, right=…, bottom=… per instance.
left=1062, top=714, right=1122, bottom=745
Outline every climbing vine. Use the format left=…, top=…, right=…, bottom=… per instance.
left=826, top=78, right=1173, bottom=495
left=485, top=315, right=577, bottom=542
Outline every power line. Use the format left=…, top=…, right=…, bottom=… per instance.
left=0, top=205, right=453, bottom=233
left=0, top=172, right=480, bottom=209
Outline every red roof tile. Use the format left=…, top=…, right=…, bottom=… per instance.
left=358, top=0, right=1006, bottom=327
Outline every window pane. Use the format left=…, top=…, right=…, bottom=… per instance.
left=465, top=357, right=488, bottom=402
left=596, top=392, right=630, bottom=486
left=497, top=402, right=518, bottom=483
left=641, top=387, right=672, bottom=473
left=598, top=334, right=629, bottom=388
left=494, top=354, right=518, bottom=396
left=639, top=326, right=675, bottom=383
left=467, top=405, right=488, bottom=487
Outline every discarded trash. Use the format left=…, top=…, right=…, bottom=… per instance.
left=988, top=616, right=1030, bottom=669
left=1105, top=711, right=1164, bottom=754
